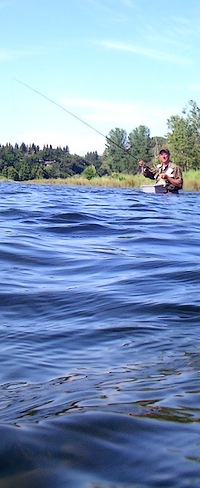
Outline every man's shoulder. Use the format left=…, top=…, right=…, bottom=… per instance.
left=169, top=161, right=179, bottom=169
left=168, top=161, right=183, bottom=180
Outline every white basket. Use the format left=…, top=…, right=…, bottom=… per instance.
left=140, top=184, right=167, bottom=194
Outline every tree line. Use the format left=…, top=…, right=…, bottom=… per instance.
left=1, top=100, right=200, bottom=181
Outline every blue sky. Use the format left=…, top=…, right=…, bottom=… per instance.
left=1, top=0, right=200, bottom=155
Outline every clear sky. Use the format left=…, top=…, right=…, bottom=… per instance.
left=1, top=0, right=200, bottom=155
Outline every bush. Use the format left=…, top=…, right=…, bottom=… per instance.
left=82, top=164, right=96, bottom=180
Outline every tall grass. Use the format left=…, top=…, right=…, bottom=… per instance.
left=3, top=171, right=200, bottom=191
left=25, top=174, right=148, bottom=188
left=182, top=171, right=200, bottom=191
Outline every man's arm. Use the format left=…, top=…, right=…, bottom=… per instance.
left=160, top=166, right=183, bottom=189
left=161, top=174, right=182, bottom=188
left=138, top=160, right=157, bottom=180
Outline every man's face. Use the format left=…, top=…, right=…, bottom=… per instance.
left=159, top=152, right=169, bottom=166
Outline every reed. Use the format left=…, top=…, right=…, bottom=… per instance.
left=25, top=174, right=147, bottom=188
left=6, top=171, right=200, bottom=191
left=182, top=171, right=200, bottom=191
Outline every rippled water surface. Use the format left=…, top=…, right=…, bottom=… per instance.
left=1, top=182, right=200, bottom=487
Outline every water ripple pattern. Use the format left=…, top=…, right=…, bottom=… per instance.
left=0, top=182, right=200, bottom=487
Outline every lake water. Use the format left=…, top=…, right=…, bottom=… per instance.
left=0, top=181, right=200, bottom=487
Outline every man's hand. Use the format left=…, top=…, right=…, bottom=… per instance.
left=160, top=172, right=168, bottom=180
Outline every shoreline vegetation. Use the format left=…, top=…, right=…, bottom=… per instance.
left=1, top=100, right=200, bottom=189
left=1, top=170, right=200, bottom=191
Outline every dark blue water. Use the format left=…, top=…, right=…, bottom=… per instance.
left=1, top=182, right=200, bottom=487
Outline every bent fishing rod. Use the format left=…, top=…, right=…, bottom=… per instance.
left=13, top=77, right=139, bottom=162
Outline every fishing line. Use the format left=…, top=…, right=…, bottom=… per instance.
left=13, top=77, right=138, bottom=160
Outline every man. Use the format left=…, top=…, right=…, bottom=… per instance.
left=138, top=148, right=183, bottom=193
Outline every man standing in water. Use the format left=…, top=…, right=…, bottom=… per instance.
left=139, top=148, right=183, bottom=193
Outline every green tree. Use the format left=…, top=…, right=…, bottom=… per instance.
left=62, top=145, right=69, bottom=153
left=42, top=144, right=55, bottom=161
left=167, top=116, right=191, bottom=170
left=85, top=151, right=98, bottom=163
left=45, top=164, right=61, bottom=179
left=152, top=136, right=167, bottom=158
left=2, top=166, right=8, bottom=178
left=128, top=125, right=153, bottom=172
left=166, top=100, right=200, bottom=171
left=1, top=143, right=16, bottom=166
left=7, top=166, right=19, bottom=180
left=186, top=100, right=200, bottom=132
left=82, top=164, right=96, bottom=180
left=34, top=165, right=49, bottom=179
left=103, top=128, right=129, bottom=173
left=184, top=100, right=200, bottom=168
left=85, top=151, right=102, bottom=174
left=18, top=160, right=31, bottom=180
left=98, top=163, right=112, bottom=176
left=20, top=142, right=28, bottom=154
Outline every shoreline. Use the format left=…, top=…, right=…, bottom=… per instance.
left=1, top=171, right=200, bottom=191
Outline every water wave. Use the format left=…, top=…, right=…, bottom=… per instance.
left=0, top=182, right=200, bottom=486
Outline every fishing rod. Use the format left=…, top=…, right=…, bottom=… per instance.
left=13, top=77, right=139, bottom=161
